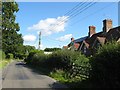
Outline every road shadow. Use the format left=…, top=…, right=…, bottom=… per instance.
left=15, top=61, right=26, bottom=66
left=49, top=82, right=68, bottom=90
left=15, top=61, right=69, bottom=89
left=15, top=61, right=45, bottom=75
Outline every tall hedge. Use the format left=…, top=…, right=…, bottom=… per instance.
left=90, top=42, right=120, bottom=88
left=24, top=50, right=44, bottom=65
left=25, top=50, right=90, bottom=80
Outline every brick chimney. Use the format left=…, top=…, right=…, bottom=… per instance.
left=88, top=26, right=96, bottom=37
left=103, top=19, right=112, bottom=33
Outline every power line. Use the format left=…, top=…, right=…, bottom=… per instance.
left=47, top=0, right=91, bottom=31
left=68, top=2, right=94, bottom=19
left=31, top=1, right=94, bottom=48
left=35, top=0, right=99, bottom=47
left=34, top=3, right=88, bottom=46
left=58, top=1, right=93, bottom=24
left=69, top=2, right=115, bottom=27
left=37, top=1, right=115, bottom=48
left=34, top=0, right=107, bottom=48
left=69, top=1, right=96, bottom=19
left=51, top=0, right=97, bottom=30
left=58, top=0, right=86, bottom=19
left=63, top=0, right=88, bottom=19
left=64, top=2, right=83, bottom=16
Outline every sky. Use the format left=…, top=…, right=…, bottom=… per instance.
left=15, top=1, right=118, bottom=50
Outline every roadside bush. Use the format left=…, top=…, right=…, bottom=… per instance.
left=25, top=50, right=90, bottom=81
left=90, top=42, right=120, bottom=88
left=44, top=50, right=72, bottom=69
left=69, top=54, right=90, bottom=79
left=48, top=50, right=90, bottom=79
left=48, top=50, right=90, bottom=88
left=0, top=50, right=6, bottom=59
left=14, top=53, right=27, bottom=59
left=44, top=48, right=61, bottom=52
left=24, top=50, right=44, bottom=64
left=50, top=69, right=69, bottom=83
left=31, top=52, right=48, bottom=67
left=6, top=53, right=13, bottom=59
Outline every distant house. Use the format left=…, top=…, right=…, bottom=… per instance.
left=67, top=37, right=80, bottom=51
left=74, top=36, right=89, bottom=54
left=63, top=19, right=120, bottom=56
left=62, top=46, right=68, bottom=50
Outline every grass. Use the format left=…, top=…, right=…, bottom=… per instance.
left=49, top=69, right=91, bottom=88
left=49, top=69, right=68, bottom=83
left=28, top=64, right=89, bottom=88
left=0, top=59, right=12, bottom=69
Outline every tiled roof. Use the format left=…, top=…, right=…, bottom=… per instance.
left=74, top=36, right=88, bottom=43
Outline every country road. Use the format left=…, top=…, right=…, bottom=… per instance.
left=2, top=61, right=67, bottom=89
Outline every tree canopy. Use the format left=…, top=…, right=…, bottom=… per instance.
left=2, top=2, right=37, bottom=59
left=0, top=1, right=2, bottom=49
left=2, top=2, right=23, bottom=58
left=44, top=48, right=61, bottom=52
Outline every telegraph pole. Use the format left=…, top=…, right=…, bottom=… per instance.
left=38, top=31, right=41, bottom=50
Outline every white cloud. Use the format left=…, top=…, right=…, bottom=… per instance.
left=23, top=35, right=36, bottom=42
left=28, top=16, right=69, bottom=36
left=56, top=34, right=72, bottom=42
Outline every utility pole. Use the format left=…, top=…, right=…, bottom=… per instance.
left=38, top=31, right=41, bottom=50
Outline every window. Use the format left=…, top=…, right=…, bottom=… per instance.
left=84, top=46, right=87, bottom=53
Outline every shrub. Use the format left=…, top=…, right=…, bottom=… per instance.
left=44, top=48, right=61, bottom=52
left=31, top=52, right=48, bottom=67
left=24, top=50, right=44, bottom=64
left=44, top=50, right=72, bottom=69
left=0, top=50, right=6, bottom=59
left=90, top=42, right=120, bottom=88
left=25, top=50, right=90, bottom=81
left=14, top=53, right=27, bottom=59
left=69, top=53, right=90, bottom=79
left=63, top=51, right=90, bottom=80
left=6, top=53, right=13, bottom=59
left=50, top=69, right=68, bottom=83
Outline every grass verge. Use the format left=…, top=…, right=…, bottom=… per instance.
left=0, top=59, right=12, bottom=69
left=27, top=64, right=89, bottom=88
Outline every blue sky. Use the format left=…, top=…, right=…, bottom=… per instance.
left=15, top=2, right=118, bottom=50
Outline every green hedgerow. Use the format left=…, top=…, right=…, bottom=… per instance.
left=90, top=41, right=120, bottom=88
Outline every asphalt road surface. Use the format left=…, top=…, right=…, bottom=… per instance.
left=2, top=61, right=67, bottom=89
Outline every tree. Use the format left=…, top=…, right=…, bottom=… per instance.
left=23, top=45, right=36, bottom=54
left=0, top=0, right=2, bottom=49
left=44, top=48, right=61, bottom=52
left=2, top=2, right=23, bottom=58
left=12, top=45, right=36, bottom=59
